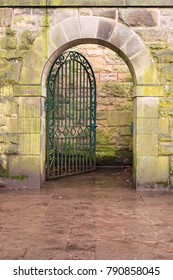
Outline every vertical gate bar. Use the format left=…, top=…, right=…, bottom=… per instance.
left=86, top=134, right=88, bottom=169
left=61, top=65, right=64, bottom=127
left=72, top=60, right=75, bottom=127
left=57, top=67, right=60, bottom=129
left=86, top=72, right=89, bottom=128
left=82, top=135, right=85, bottom=171
left=65, top=61, right=67, bottom=129
left=89, top=81, right=92, bottom=169
left=61, top=137, right=63, bottom=175
left=52, top=73, right=57, bottom=177
left=79, top=63, right=82, bottom=126
left=68, top=136, right=70, bottom=174
left=64, top=136, right=67, bottom=174
left=76, top=61, right=78, bottom=127
left=57, top=137, right=59, bottom=176
left=76, top=136, right=78, bottom=173
left=83, top=65, right=85, bottom=127
left=69, top=60, right=71, bottom=128
left=72, top=137, right=74, bottom=173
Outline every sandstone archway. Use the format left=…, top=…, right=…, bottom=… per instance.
left=18, top=16, right=166, bottom=188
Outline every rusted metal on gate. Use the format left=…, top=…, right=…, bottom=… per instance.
left=46, top=51, right=96, bottom=179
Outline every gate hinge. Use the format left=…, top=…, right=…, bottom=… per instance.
left=44, top=100, right=48, bottom=111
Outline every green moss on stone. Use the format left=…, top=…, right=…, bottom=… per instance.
left=19, top=30, right=36, bottom=50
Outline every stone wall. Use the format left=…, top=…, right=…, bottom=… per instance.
left=73, top=44, right=133, bottom=166
left=0, top=6, right=173, bottom=187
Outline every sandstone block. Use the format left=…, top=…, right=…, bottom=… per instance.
left=80, top=16, right=99, bottom=39
left=118, top=9, right=158, bottom=27
left=134, top=97, right=159, bottom=118
left=92, top=8, right=117, bottom=19
left=18, top=134, right=40, bottom=155
left=135, top=156, right=169, bottom=186
left=136, top=134, right=158, bottom=156
left=97, top=17, right=116, bottom=41
left=159, top=142, right=173, bottom=155
left=107, top=111, right=132, bottom=126
left=158, top=64, right=173, bottom=84
left=8, top=155, right=41, bottom=187
left=134, top=28, right=168, bottom=42
left=121, top=34, right=145, bottom=59
left=18, top=97, right=41, bottom=118
left=61, top=17, right=80, bottom=41
left=14, top=85, right=42, bottom=97
left=159, top=117, right=169, bottom=134
left=0, top=8, right=12, bottom=27
left=137, top=118, right=158, bottom=134
left=154, top=50, right=173, bottom=63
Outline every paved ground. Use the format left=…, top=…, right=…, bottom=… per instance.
left=0, top=167, right=173, bottom=260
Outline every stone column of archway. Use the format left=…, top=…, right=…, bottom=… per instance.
left=16, top=16, right=168, bottom=188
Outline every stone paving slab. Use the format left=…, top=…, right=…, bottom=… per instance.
left=0, top=167, right=173, bottom=260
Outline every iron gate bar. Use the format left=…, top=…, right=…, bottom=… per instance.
left=46, top=51, right=96, bottom=179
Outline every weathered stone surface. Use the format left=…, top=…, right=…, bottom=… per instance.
left=14, top=85, right=42, bottom=97
left=110, top=23, right=133, bottom=50
left=159, top=117, right=169, bottom=134
left=159, top=98, right=173, bottom=117
left=121, top=34, right=145, bottom=59
left=53, top=8, right=77, bottom=24
left=0, top=37, right=17, bottom=49
left=153, top=50, right=173, bottom=63
left=0, top=97, right=18, bottom=117
left=118, top=9, right=158, bottom=27
left=0, top=86, right=13, bottom=97
left=158, top=64, right=173, bottom=84
left=0, top=8, right=12, bottom=27
left=135, top=86, right=164, bottom=97
left=130, top=49, right=158, bottom=84
left=160, top=11, right=173, bottom=28
left=147, top=42, right=168, bottom=51
left=137, top=119, right=158, bottom=134
left=107, top=111, right=132, bottom=126
left=19, top=30, right=38, bottom=50
left=134, top=97, right=159, bottom=118
left=97, top=18, right=116, bottom=41
left=80, top=16, right=99, bottom=39
left=134, top=28, right=168, bottom=43
left=136, top=134, right=158, bottom=156
left=92, top=8, right=117, bottom=19
left=8, top=155, right=41, bottom=186
left=18, top=97, right=41, bottom=118
left=12, top=15, right=37, bottom=29
left=101, top=83, right=133, bottom=97
left=18, top=134, right=40, bottom=155
left=159, top=143, right=173, bottom=156
left=136, top=156, right=169, bottom=186
left=61, top=17, right=80, bottom=41
left=0, top=0, right=172, bottom=6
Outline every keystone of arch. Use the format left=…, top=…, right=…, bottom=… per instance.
left=20, top=16, right=159, bottom=86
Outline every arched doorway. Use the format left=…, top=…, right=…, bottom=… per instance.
left=19, top=16, right=163, bottom=188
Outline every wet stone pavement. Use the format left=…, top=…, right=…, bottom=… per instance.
left=0, top=167, right=173, bottom=260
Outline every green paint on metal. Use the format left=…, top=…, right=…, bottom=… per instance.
left=46, top=51, right=96, bottom=179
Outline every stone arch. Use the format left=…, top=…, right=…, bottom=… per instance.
left=20, top=16, right=159, bottom=87
left=18, top=16, right=165, bottom=188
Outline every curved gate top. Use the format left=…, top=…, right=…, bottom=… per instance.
left=46, top=51, right=96, bottom=179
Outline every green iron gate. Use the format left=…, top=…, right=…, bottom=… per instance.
left=46, top=51, right=96, bottom=179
